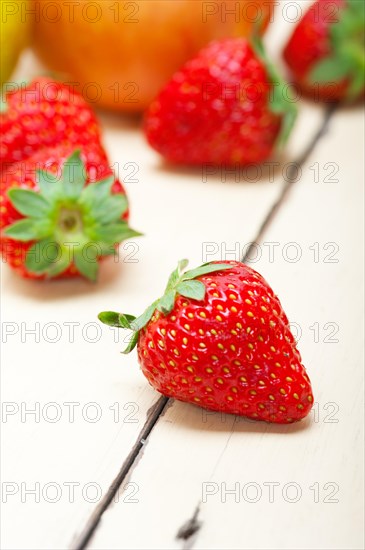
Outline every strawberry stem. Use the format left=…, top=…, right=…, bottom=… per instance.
left=251, top=35, right=298, bottom=145
left=4, top=150, right=142, bottom=281
left=98, top=260, right=233, bottom=353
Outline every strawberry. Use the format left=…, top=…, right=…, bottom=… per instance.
left=99, top=260, right=313, bottom=423
left=0, top=143, right=141, bottom=280
left=0, top=77, right=101, bottom=167
left=144, top=38, right=297, bottom=167
left=283, top=0, right=365, bottom=102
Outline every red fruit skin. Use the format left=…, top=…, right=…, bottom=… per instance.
left=144, top=39, right=282, bottom=166
left=0, top=143, right=127, bottom=280
left=137, top=261, right=313, bottom=423
left=283, top=0, right=349, bottom=101
left=0, top=77, right=101, bottom=166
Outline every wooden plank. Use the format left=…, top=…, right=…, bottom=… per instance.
left=2, top=2, right=355, bottom=548
left=87, top=106, right=364, bottom=550
left=1, top=56, right=286, bottom=550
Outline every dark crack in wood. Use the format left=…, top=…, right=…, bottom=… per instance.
left=176, top=505, right=202, bottom=548
left=242, top=104, right=336, bottom=262
left=176, top=104, right=337, bottom=549
left=71, top=395, right=170, bottom=550
left=71, top=103, right=337, bottom=550
left=176, top=505, right=201, bottom=540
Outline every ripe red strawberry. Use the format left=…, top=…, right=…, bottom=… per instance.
left=283, top=0, right=365, bottom=102
left=0, top=143, right=141, bottom=280
left=0, top=77, right=101, bottom=166
left=99, top=260, right=313, bottom=423
left=144, top=38, right=297, bottom=167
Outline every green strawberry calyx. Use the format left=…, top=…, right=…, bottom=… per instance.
left=309, top=0, right=365, bottom=99
left=98, top=260, right=233, bottom=353
left=252, top=35, right=298, bottom=146
left=4, top=150, right=141, bottom=281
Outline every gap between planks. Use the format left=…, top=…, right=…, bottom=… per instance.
left=71, top=104, right=336, bottom=550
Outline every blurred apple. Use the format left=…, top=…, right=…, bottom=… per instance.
left=32, top=0, right=274, bottom=112
left=0, top=0, right=30, bottom=85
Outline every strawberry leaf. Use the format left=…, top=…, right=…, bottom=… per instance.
left=46, top=247, right=73, bottom=278
left=349, top=0, right=365, bottom=16
left=176, top=280, right=206, bottom=301
left=252, top=34, right=297, bottom=145
left=90, top=224, right=142, bottom=245
left=36, top=169, right=61, bottom=200
left=74, top=249, right=98, bottom=282
left=89, top=195, right=128, bottom=224
left=178, top=259, right=189, bottom=272
left=98, top=311, right=120, bottom=327
left=310, top=56, right=351, bottom=82
left=98, top=311, right=131, bottom=328
left=121, top=331, right=139, bottom=354
left=119, top=314, right=137, bottom=329
left=157, top=289, right=176, bottom=314
left=80, top=176, right=115, bottom=205
left=182, top=263, right=232, bottom=281
left=25, top=239, right=63, bottom=274
left=131, top=302, right=159, bottom=332
left=8, top=188, right=51, bottom=217
left=98, top=243, right=117, bottom=256
left=62, top=150, right=86, bottom=199
left=347, top=69, right=365, bottom=98
left=164, top=258, right=189, bottom=291
left=4, top=219, right=51, bottom=241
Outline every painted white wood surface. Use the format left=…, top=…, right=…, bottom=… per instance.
left=88, top=106, right=364, bottom=550
left=1, top=2, right=363, bottom=549
left=0, top=121, right=281, bottom=550
left=1, top=33, right=289, bottom=550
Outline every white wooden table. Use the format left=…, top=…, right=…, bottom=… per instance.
left=1, top=2, right=364, bottom=549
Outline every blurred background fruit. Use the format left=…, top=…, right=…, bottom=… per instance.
left=283, top=0, right=365, bottom=102
left=144, top=38, right=295, bottom=166
left=32, top=0, right=274, bottom=112
left=0, top=0, right=31, bottom=85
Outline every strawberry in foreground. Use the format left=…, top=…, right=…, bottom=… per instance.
left=144, top=38, right=297, bottom=166
left=99, top=260, right=313, bottom=423
left=0, top=77, right=101, bottom=166
left=0, top=144, right=140, bottom=280
left=283, top=0, right=365, bottom=102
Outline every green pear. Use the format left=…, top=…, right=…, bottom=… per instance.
left=0, top=0, right=30, bottom=85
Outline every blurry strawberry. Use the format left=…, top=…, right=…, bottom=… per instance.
left=0, top=143, right=141, bottom=280
left=99, top=260, right=313, bottom=423
left=0, top=77, right=101, bottom=166
left=283, top=0, right=365, bottom=102
left=144, top=38, right=297, bottom=167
